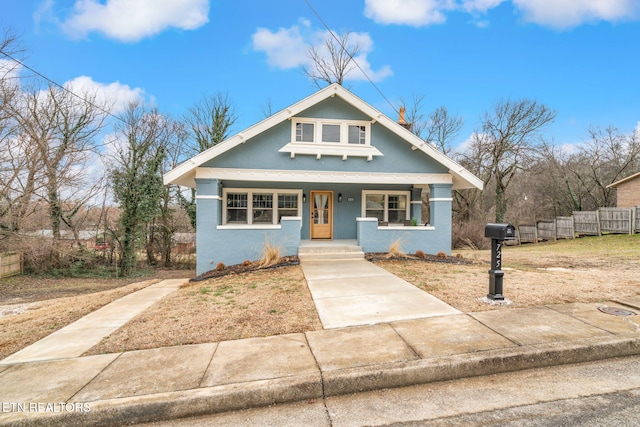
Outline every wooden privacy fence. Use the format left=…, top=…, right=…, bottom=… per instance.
left=0, top=252, right=22, bottom=278
left=515, top=206, right=638, bottom=243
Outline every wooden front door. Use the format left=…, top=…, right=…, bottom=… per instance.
left=310, top=191, right=333, bottom=239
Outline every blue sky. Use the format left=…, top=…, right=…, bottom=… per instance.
left=2, top=0, right=640, bottom=150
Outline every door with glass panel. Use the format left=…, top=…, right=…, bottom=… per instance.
left=310, top=191, right=333, bottom=239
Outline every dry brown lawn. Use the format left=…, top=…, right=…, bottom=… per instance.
left=84, top=266, right=321, bottom=355
left=0, top=270, right=189, bottom=360
left=1, top=234, right=638, bottom=359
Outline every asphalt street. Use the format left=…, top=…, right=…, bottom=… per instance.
left=141, top=355, right=640, bottom=427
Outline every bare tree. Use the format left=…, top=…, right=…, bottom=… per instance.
left=9, top=84, right=108, bottom=239
left=467, top=98, right=556, bottom=223
left=0, top=30, right=26, bottom=234
left=182, top=92, right=237, bottom=157
left=178, top=93, right=237, bottom=229
left=259, top=97, right=275, bottom=119
left=154, top=118, right=189, bottom=267
left=568, top=126, right=640, bottom=209
left=399, top=93, right=426, bottom=136
left=398, top=94, right=464, bottom=155
left=303, top=31, right=361, bottom=87
left=424, top=106, right=464, bottom=155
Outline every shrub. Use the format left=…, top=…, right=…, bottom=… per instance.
left=452, top=219, right=489, bottom=250
left=258, top=238, right=282, bottom=267
left=215, top=262, right=226, bottom=271
left=435, top=251, right=447, bottom=259
left=241, top=260, right=252, bottom=267
left=386, top=239, right=406, bottom=258
left=415, top=250, right=427, bottom=259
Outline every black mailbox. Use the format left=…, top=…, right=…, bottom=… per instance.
left=484, top=223, right=516, bottom=241
left=484, top=223, right=516, bottom=301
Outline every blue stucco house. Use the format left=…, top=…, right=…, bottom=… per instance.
left=164, top=84, right=483, bottom=275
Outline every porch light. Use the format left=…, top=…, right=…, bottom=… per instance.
left=303, top=193, right=307, bottom=203
left=338, top=193, right=343, bottom=202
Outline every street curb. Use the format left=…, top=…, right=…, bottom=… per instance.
left=1, top=374, right=322, bottom=427
left=2, top=336, right=639, bottom=426
left=321, top=335, right=640, bottom=396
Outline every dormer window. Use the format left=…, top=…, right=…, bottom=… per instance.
left=291, top=118, right=371, bottom=146
left=281, top=117, right=382, bottom=160
left=348, top=125, right=366, bottom=144
left=322, top=124, right=340, bottom=143
left=295, top=123, right=314, bottom=142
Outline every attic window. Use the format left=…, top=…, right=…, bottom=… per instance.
left=348, top=125, right=366, bottom=144
left=281, top=118, right=382, bottom=159
left=295, top=123, right=314, bottom=142
left=291, top=118, right=370, bottom=146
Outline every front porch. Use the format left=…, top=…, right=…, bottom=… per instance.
left=194, top=213, right=453, bottom=274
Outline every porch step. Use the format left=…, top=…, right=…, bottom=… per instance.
left=298, top=244, right=365, bottom=262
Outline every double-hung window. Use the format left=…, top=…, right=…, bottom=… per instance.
left=295, top=123, right=314, bottom=142
left=224, top=189, right=301, bottom=225
left=348, top=125, right=366, bottom=144
left=363, top=191, right=410, bottom=224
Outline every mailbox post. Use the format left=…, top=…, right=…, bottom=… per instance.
left=484, top=223, right=516, bottom=300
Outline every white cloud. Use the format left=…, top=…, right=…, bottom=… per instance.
left=0, top=60, right=23, bottom=91
left=251, top=21, right=393, bottom=83
left=63, top=76, right=146, bottom=114
left=462, top=0, right=506, bottom=13
left=364, top=0, right=454, bottom=26
left=252, top=19, right=312, bottom=69
left=363, top=0, right=638, bottom=28
left=60, top=0, right=209, bottom=42
left=512, top=0, right=639, bottom=29
left=453, top=132, right=478, bottom=155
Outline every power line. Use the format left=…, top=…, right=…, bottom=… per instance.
left=303, top=0, right=399, bottom=115
left=0, top=49, right=125, bottom=124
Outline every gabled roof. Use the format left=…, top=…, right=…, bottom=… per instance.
left=164, top=83, right=483, bottom=190
left=607, top=171, right=640, bottom=188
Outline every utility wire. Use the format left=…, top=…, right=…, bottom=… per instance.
left=303, top=0, right=399, bottom=115
left=0, top=49, right=125, bottom=124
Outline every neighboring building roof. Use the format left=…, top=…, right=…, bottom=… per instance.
left=164, top=84, right=483, bottom=191
left=607, top=171, right=640, bottom=188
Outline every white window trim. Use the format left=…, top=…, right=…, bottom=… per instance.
left=362, top=190, right=411, bottom=223
left=292, top=117, right=372, bottom=145
left=280, top=117, right=381, bottom=160
left=221, top=188, right=303, bottom=226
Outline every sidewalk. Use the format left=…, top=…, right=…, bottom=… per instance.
left=1, top=279, right=187, bottom=365
left=1, top=295, right=639, bottom=426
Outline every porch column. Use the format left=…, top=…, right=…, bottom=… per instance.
left=411, top=187, right=423, bottom=224
left=429, top=183, right=453, bottom=253
left=195, top=178, right=221, bottom=275
left=429, top=184, right=452, bottom=226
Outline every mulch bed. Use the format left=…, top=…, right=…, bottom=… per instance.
left=190, top=256, right=301, bottom=282
left=191, top=252, right=475, bottom=282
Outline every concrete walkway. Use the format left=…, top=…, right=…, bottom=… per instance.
left=0, top=279, right=187, bottom=365
left=300, top=259, right=460, bottom=328
left=1, top=297, right=639, bottom=426
left=1, top=254, right=639, bottom=425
